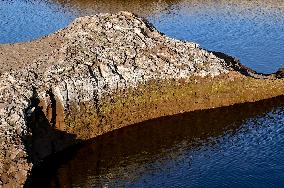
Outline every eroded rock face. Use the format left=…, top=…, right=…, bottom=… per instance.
left=0, top=12, right=283, bottom=187
left=39, top=12, right=230, bottom=110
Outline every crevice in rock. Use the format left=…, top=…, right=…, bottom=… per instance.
left=46, top=89, right=57, bottom=128
left=87, top=65, right=99, bottom=84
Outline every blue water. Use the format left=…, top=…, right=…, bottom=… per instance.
left=149, top=3, right=284, bottom=73
left=0, top=0, right=74, bottom=43
left=29, top=98, right=284, bottom=188
left=128, top=110, right=284, bottom=188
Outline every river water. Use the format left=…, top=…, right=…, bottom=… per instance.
left=1, top=0, right=284, bottom=187
left=29, top=97, right=284, bottom=188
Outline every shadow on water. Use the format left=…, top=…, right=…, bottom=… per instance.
left=25, top=95, right=284, bottom=188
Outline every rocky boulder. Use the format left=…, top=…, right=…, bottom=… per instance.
left=0, top=12, right=284, bottom=187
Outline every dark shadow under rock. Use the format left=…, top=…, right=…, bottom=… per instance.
left=23, top=89, right=82, bottom=187
left=25, top=95, right=284, bottom=188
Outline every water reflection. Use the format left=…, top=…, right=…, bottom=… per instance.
left=28, top=96, right=284, bottom=188
left=51, top=0, right=284, bottom=16
left=50, top=0, right=179, bottom=16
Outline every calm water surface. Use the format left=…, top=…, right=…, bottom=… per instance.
left=1, top=0, right=284, bottom=187
left=29, top=97, right=284, bottom=187
left=0, top=0, right=74, bottom=44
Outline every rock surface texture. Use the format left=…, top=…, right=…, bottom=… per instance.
left=0, top=12, right=284, bottom=187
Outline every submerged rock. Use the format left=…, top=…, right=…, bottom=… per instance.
left=0, top=11, right=284, bottom=187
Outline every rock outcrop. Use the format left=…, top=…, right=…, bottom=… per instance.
left=0, top=12, right=284, bottom=187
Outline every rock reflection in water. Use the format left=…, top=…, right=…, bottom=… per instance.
left=51, top=0, right=284, bottom=16
left=50, top=0, right=179, bottom=16
left=29, top=96, right=284, bottom=187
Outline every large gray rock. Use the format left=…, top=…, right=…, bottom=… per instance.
left=0, top=12, right=283, bottom=187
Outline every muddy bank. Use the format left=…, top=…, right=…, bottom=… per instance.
left=0, top=12, right=284, bottom=187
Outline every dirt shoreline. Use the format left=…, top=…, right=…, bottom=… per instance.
left=0, top=12, right=284, bottom=187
